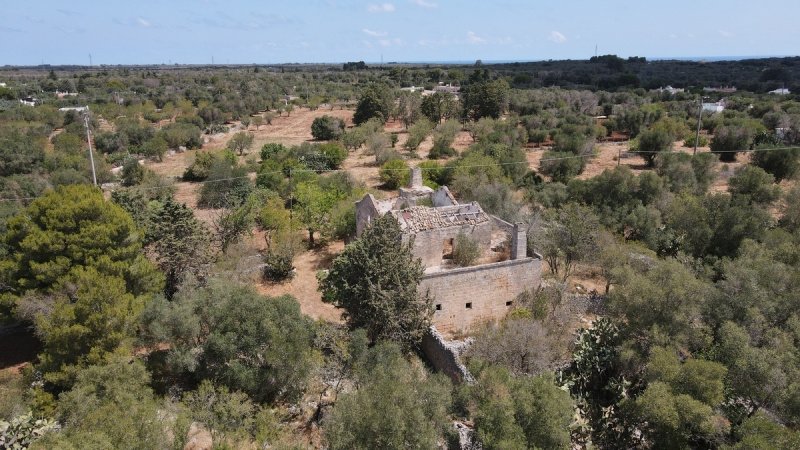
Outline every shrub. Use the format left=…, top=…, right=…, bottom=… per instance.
left=183, top=150, right=236, bottom=181
left=683, top=132, right=709, bottom=148
left=262, top=251, right=295, bottom=281
left=452, top=232, right=480, bottom=267
left=404, top=119, right=433, bottom=151
left=260, top=143, right=287, bottom=161
left=751, top=145, right=800, bottom=181
left=636, top=128, right=673, bottom=167
left=539, top=151, right=585, bottom=183
left=711, top=126, right=751, bottom=162
left=379, top=159, right=410, bottom=189
left=311, top=115, right=346, bottom=140
left=319, top=142, right=348, bottom=169
left=120, top=157, right=145, bottom=187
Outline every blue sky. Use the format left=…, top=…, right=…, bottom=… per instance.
left=2, top=0, right=799, bottom=65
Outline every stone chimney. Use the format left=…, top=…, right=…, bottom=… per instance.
left=410, top=167, right=423, bottom=188
left=511, top=223, right=527, bottom=260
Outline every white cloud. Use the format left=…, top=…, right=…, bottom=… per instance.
left=378, top=38, right=403, bottom=47
left=466, top=31, right=486, bottom=44
left=718, top=29, right=734, bottom=38
left=410, top=0, right=437, bottom=7
left=136, top=17, right=151, bottom=28
left=367, top=3, right=395, bottom=13
left=362, top=28, right=388, bottom=37
left=548, top=30, right=567, bottom=44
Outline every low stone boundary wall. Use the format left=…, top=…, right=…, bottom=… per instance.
left=421, top=326, right=474, bottom=383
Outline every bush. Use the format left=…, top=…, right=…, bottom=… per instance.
left=198, top=161, right=252, bottom=208
left=728, top=165, right=780, bottom=204
left=120, top=158, right=145, bottom=187
left=262, top=251, right=295, bottom=281
left=260, top=143, right=287, bottom=161
left=379, top=159, right=410, bottom=189
left=751, top=145, right=800, bottom=182
left=404, top=119, right=433, bottom=151
left=452, top=232, right=480, bottom=267
left=636, top=128, right=673, bottom=167
left=311, top=115, right=346, bottom=140
left=539, top=151, right=585, bottom=183
left=711, top=126, right=751, bottom=162
left=683, top=132, right=709, bottom=148
left=318, top=142, right=348, bottom=169
left=158, top=122, right=202, bottom=149
left=183, top=150, right=236, bottom=181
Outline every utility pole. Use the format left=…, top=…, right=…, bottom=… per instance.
left=83, top=109, right=98, bottom=186
left=693, top=98, right=704, bottom=155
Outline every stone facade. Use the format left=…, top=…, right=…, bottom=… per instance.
left=354, top=169, right=543, bottom=333
left=421, top=257, right=542, bottom=334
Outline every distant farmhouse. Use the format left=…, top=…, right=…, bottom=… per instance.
left=355, top=168, right=542, bottom=334
left=769, top=88, right=791, bottom=95
left=703, top=86, right=737, bottom=93
left=19, top=96, right=38, bottom=107
left=654, top=86, right=685, bottom=95
left=432, top=83, right=460, bottom=95
left=702, top=99, right=727, bottom=113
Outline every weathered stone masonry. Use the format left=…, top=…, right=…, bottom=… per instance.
left=355, top=167, right=543, bottom=334
left=421, top=256, right=542, bottom=334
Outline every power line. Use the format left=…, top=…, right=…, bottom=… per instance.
left=0, top=145, right=799, bottom=203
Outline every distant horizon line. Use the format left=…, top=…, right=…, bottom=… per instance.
left=3, top=54, right=797, bottom=68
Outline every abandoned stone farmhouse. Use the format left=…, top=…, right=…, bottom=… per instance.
left=355, top=168, right=542, bottom=335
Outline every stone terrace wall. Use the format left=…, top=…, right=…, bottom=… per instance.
left=421, top=257, right=542, bottom=334
left=421, top=326, right=475, bottom=383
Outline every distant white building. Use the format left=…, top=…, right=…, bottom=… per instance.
left=433, top=83, right=460, bottom=94
left=702, top=100, right=726, bottom=113
left=56, top=90, right=78, bottom=98
left=19, top=97, right=37, bottom=107
left=704, top=86, right=737, bottom=93
left=654, top=85, right=685, bottom=95
left=0, top=82, right=6, bottom=87
left=769, top=88, right=790, bottom=95
left=399, top=86, right=424, bottom=93
left=59, top=106, right=88, bottom=113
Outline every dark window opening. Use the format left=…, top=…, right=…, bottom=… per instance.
left=465, top=302, right=472, bottom=309
left=506, top=301, right=513, bottom=306
left=435, top=304, right=442, bottom=311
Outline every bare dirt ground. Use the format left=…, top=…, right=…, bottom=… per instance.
left=251, top=108, right=353, bottom=148
left=256, top=241, right=345, bottom=323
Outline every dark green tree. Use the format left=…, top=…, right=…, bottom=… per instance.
left=711, top=126, right=752, bottom=162
left=320, top=214, right=433, bottom=351
left=462, top=79, right=510, bottom=120
left=311, top=115, right=346, bottom=140
left=149, top=199, right=212, bottom=298
left=420, top=92, right=458, bottom=123
left=323, top=341, right=451, bottom=450
left=1, top=184, right=162, bottom=297
left=141, top=279, right=316, bottom=403
left=353, top=84, right=393, bottom=125
left=636, top=128, right=673, bottom=167
left=728, top=165, right=780, bottom=205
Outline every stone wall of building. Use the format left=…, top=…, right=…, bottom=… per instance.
left=420, top=326, right=474, bottom=383
left=409, top=221, right=493, bottom=268
left=421, top=257, right=542, bottom=334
